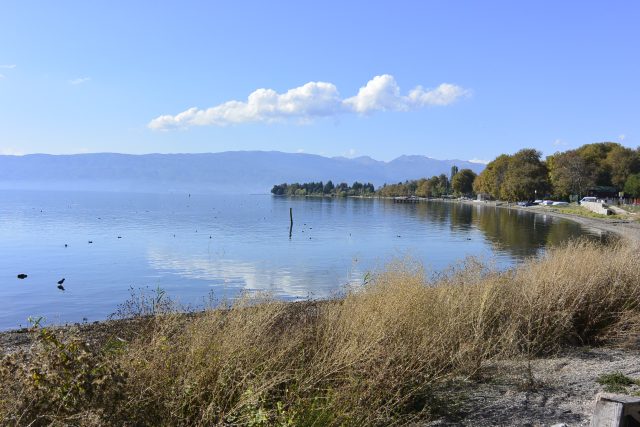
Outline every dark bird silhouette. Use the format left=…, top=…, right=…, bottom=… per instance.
left=17, top=274, right=27, bottom=279
left=88, top=240, right=93, bottom=244
left=57, top=278, right=65, bottom=285
left=57, top=283, right=65, bottom=291
left=64, top=244, right=68, bottom=247
left=117, top=236, right=122, bottom=239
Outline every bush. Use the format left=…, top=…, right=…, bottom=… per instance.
left=0, top=323, right=128, bottom=426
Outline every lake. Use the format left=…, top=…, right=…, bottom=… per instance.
left=0, top=190, right=606, bottom=330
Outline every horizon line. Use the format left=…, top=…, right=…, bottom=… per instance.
left=0, top=149, right=488, bottom=164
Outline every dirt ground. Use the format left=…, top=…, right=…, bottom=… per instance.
left=423, top=347, right=640, bottom=426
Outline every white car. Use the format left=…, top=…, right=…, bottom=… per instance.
left=580, top=197, right=597, bottom=203
left=552, top=201, right=569, bottom=206
left=540, top=200, right=555, bottom=206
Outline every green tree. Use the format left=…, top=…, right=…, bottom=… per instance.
left=473, top=154, right=510, bottom=199
left=575, top=142, right=612, bottom=185
left=450, top=165, right=459, bottom=182
left=323, top=180, right=335, bottom=194
left=415, top=178, right=430, bottom=197
left=547, top=150, right=595, bottom=198
left=624, top=173, right=640, bottom=197
left=500, top=149, right=549, bottom=201
left=270, top=184, right=288, bottom=195
left=605, top=145, right=640, bottom=188
left=363, top=183, right=375, bottom=194
left=451, top=169, right=477, bottom=196
left=438, top=174, right=449, bottom=195
left=351, top=181, right=363, bottom=196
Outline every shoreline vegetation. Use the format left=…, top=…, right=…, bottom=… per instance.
left=2, top=239, right=640, bottom=425
left=272, top=142, right=640, bottom=203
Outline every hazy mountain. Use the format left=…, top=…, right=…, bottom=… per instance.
left=0, top=151, right=485, bottom=193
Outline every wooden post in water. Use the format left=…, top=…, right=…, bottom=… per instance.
left=289, top=207, right=293, bottom=239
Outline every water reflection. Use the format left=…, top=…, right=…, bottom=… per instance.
left=376, top=200, right=599, bottom=259
left=0, top=191, right=605, bottom=330
left=146, top=199, right=604, bottom=299
left=146, top=247, right=364, bottom=299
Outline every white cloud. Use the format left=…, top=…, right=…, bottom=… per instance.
left=619, top=134, right=626, bottom=141
left=468, top=158, right=489, bottom=165
left=69, top=77, right=91, bottom=85
left=0, top=64, right=16, bottom=69
left=343, top=74, right=405, bottom=113
left=408, top=83, right=469, bottom=107
left=553, top=139, right=567, bottom=147
left=342, top=75, right=469, bottom=113
left=149, top=74, right=469, bottom=130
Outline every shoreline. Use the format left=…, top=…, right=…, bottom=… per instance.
left=464, top=200, right=640, bottom=243
left=276, top=194, right=640, bottom=242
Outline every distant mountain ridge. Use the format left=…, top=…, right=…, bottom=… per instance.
left=0, top=151, right=485, bottom=193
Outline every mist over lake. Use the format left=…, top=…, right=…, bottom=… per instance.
left=0, top=190, right=605, bottom=330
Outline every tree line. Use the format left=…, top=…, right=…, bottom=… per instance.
left=271, top=181, right=376, bottom=197
left=474, top=142, right=640, bottom=201
left=376, top=167, right=478, bottom=198
left=272, top=166, right=479, bottom=199
left=271, top=142, right=640, bottom=202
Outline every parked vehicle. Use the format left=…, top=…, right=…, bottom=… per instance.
left=540, top=200, right=555, bottom=206
left=580, top=197, right=597, bottom=203
left=552, top=201, right=569, bottom=206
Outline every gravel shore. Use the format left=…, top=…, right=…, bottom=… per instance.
left=424, top=347, right=640, bottom=426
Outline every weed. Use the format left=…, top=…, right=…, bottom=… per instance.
left=596, top=372, right=637, bottom=393
left=0, top=320, right=128, bottom=426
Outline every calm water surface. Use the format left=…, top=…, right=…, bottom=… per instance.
left=0, top=191, right=605, bottom=330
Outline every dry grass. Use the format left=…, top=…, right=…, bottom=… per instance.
left=2, top=240, right=640, bottom=426
left=548, top=204, right=623, bottom=220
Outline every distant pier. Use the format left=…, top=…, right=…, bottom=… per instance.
left=393, top=196, right=421, bottom=204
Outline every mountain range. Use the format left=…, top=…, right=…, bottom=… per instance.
left=0, top=151, right=485, bottom=193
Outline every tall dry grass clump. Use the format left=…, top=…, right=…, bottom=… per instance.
left=2, top=239, right=640, bottom=425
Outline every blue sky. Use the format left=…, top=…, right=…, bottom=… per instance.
left=1, top=1, right=638, bottom=162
